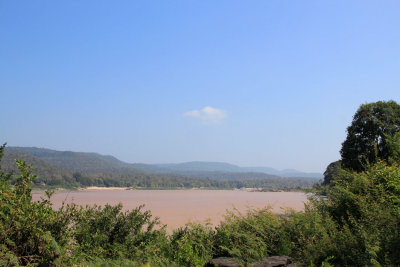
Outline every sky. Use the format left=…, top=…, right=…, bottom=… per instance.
left=1, top=1, right=400, bottom=172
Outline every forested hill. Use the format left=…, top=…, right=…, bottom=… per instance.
left=5, top=147, right=322, bottom=179
left=5, top=147, right=141, bottom=175
left=151, top=162, right=322, bottom=179
left=2, top=146, right=319, bottom=189
left=130, top=161, right=322, bottom=179
left=2, top=152, right=75, bottom=184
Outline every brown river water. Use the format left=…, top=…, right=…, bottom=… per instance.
left=32, top=189, right=309, bottom=231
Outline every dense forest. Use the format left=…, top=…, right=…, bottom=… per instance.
left=1, top=100, right=400, bottom=266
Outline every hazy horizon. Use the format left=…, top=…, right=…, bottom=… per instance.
left=1, top=1, right=400, bottom=172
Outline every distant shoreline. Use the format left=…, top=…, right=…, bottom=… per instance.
left=33, top=186, right=309, bottom=192
left=80, top=186, right=129, bottom=191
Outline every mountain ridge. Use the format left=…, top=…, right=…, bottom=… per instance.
left=5, top=146, right=322, bottom=179
left=154, top=161, right=322, bottom=179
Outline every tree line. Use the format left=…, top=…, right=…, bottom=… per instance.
left=2, top=152, right=315, bottom=190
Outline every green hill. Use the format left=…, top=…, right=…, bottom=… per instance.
left=2, top=151, right=75, bottom=185
left=3, top=146, right=318, bottom=189
left=5, top=147, right=141, bottom=174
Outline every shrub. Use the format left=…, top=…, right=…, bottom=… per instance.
left=281, top=208, right=360, bottom=266
left=0, top=144, right=72, bottom=266
left=312, top=162, right=400, bottom=266
left=71, top=203, right=170, bottom=265
left=169, top=222, right=215, bottom=267
left=214, top=208, right=291, bottom=265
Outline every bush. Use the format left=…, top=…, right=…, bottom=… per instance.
left=71, top=203, right=170, bottom=265
left=214, top=208, right=291, bottom=265
left=312, top=162, right=400, bottom=266
left=281, top=208, right=360, bottom=266
left=169, top=222, right=215, bottom=267
left=0, top=144, right=72, bottom=266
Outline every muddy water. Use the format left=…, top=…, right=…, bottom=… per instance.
left=32, top=190, right=309, bottom=231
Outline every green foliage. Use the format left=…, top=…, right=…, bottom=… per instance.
left=281, top=208, right=359, bottom=266
left=210, top=162, right=400, bottom=266
left=340, top=100, right=400, bottom=171
left=71, top=203, right=169, bottom=265
left=322, top=160, right=342, bottom=185
left=0, top=144, right=72, bottom=266
left=310, top=256, right=335, bottom=267
left=386, top=132, right=400, bottom=165
left=214, top=208, right=291, bottom=265
left=313, top=162, right=400, bottom=266
left=169, top=222, right=215, bottom=267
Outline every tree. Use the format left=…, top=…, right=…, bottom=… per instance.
left=340, top=100, right=400, bottom=171
left=386, top=132, right=400, bottom=165
left=322, top=160, right=342, bottom=185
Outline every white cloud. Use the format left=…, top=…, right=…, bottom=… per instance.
left=183, top=106, right=227, bottom=124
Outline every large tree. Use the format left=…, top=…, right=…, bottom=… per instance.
left=340, top=100, right=400, bottom=171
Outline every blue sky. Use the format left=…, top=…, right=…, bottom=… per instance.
left=1, top=1, right=400, bottom=172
